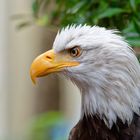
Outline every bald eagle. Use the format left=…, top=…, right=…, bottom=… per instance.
left=30, top=25, right=140, bottom=140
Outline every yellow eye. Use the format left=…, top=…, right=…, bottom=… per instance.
left=69, top=46, right=81, bottom=57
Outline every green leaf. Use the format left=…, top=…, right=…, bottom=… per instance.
left=122, top=22, right=135, bottom=34
left=97, top=8, right=124, bottom=19
left=67, top=1, right=88, bottom=14
left=32, top=0, right=39, bottom=16
left=133, top=17, right=140, bottom=34
left=30, top=112, right=65, bottom=140
left=127, top=37, right=140, bottom=47
left=136, top=0, right=140, bottom=4
left=129, top=0, right=136, bottom=11
left=36, top=15, right=48, bottom=26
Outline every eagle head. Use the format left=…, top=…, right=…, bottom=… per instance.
left=30, top=25, right=140, bottom=128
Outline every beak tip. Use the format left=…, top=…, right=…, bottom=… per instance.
left=30, top=74, right=37, bottom=85
left=30, top=69, right=37, bottom=85
left=32, top=79, right=36, bottom=85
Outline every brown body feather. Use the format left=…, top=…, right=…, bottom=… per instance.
left=69, top=114, right=140, bottom=140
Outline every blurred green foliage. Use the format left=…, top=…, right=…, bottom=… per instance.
left=30, top=0, right=140, bottom=46
left=28, top=111, right=69, bottom=140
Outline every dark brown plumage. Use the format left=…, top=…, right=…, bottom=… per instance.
left=69, top=114, right=140, bottom=140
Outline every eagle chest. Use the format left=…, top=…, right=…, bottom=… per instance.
left=68, top=115, right=140, bottom=140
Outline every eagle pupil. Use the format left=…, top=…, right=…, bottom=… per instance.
left=72, top=49, right=76, bottom=55
left=70, top=47, right=78, bottom=57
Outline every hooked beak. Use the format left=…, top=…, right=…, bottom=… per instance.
left=30, top=49, right=79, bottom=84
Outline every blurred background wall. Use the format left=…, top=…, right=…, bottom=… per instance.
left=0, top=0, right=80, bottom=140
left=0, top=0, right=9, bottom=139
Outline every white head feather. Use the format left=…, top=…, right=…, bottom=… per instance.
left=53, top=25, right=140, bottom=128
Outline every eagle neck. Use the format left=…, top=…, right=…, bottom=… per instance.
left=80, top=88, right=135, bottom=128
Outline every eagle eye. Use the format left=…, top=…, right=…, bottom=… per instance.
left=69, top=46, right=81, bottom=57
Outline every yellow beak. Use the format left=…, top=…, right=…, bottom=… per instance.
left=30, top=49, right=79, bottom=84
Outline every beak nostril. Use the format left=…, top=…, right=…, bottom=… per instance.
left=44, top=50, right=54, bottom=61
left=46, top=55, right=52, bottom=60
